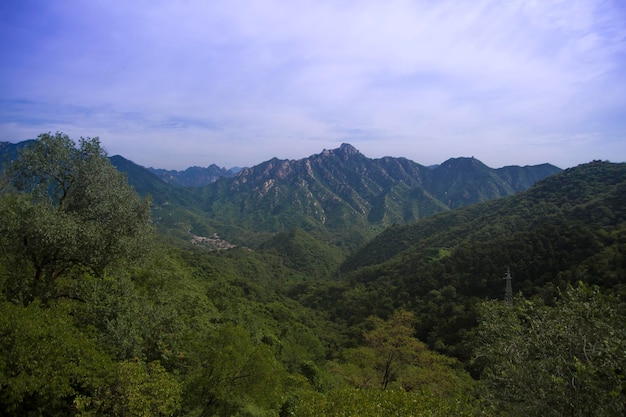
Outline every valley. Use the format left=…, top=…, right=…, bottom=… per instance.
left=0, top=136, right=624, bottom=416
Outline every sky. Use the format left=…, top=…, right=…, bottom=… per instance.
left=1, top=0, right=625, bottom=170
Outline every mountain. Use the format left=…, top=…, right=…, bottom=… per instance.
left=0, top=140, right=236, bottom=187
left=0, top=142, right=224, bottom=245
left=298, top=161, right=626, bottom=357
left=148, top=164, right=238, bottom=187
left=421, top=157, right=562, bottom=209
left=110, top=155, right=179, bottom=204
left=259, top=228, right=344, bottom=278
left=342, top=160, right=625, bottom=275
left=195, top=144, right=561, bottom=248
left=109, top=155, right=229, bottom=244
left=0, top=140, right=562, bottom=249
left=0, top=140, right=36, bottom=170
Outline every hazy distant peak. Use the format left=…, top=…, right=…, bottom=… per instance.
left=438, top=156, right=488, bottom=168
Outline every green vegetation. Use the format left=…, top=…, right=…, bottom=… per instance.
left=475, top=285, right=626, bottom=416
left=0, top=135, right=623, bottom=416
left=0, top=133, right=153, bottom=303
left=300, top=161, right=626, bottom=359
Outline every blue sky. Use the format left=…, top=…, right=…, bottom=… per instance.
left=1, top=0, right=625, bottom=169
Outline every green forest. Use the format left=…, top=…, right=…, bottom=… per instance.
left=1, top=133, right=624, bottom=416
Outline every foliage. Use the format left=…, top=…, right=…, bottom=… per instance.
left=183, top=324, right=286, bottom=416
left=474, top=285, right=626, bottom=416
left=0, top=301, right=113, bottom=416
left=259, top=228, right=343, bottom=279
left=299, top=161, right=626, bottom=359
left=362, top=309, right=427, bottom=389
left=75, top=361, right=182, bottom=417
left=329, top=309, right=476, bottom=398
left=291, top=386, right=485, bottom=417
left=0, top=132, right=152, bottom=302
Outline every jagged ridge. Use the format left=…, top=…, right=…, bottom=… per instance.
left=196, top=144, right=561, bottom=247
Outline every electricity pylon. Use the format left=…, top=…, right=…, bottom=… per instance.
left=503, top=267, right=513, bottom=304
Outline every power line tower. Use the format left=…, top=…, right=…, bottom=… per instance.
left=503, top=267, right=513, bottom=304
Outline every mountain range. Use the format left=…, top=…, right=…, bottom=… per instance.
left=147, top=164, right=240, bottom=187
left=297, top=159, right=626, bottom=358
left=184, top=143, right=561, bottom=246
left=3, top=137, right=626, bottom=411
left=0, top=141, right=561, bottom=249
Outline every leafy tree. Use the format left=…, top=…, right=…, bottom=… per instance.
left=363, top=309, right=426, bottom=389
left=184, top=324, right=286, bottom=416
left=0, top=132, right=152, bottom=301
left=71, top=271, right=176, bottom=362
left=329, top=308, right=475, bottom=401
left=474, top=285, right=626, bottom=416
left=329, top=346, right=379, bottom=388
left=75, top=361, right=182, bottom=417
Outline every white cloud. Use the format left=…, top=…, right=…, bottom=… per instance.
left=1, top=0, right=625, bottom=168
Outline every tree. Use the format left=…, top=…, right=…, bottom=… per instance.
left=474, top=285, right=626, bottom=416
left=363, top=308, right=426, bottom=389
left=0, top=132, right=152, bottom=301
left=332, top=308, right=475, bottom=397
left=75, top=361, right=182, bottom=417
left=184, top=324, right=285, bottom=416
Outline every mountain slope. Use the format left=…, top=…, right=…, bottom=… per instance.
left=109, top=155, right=207, bottom=207
left=343, top=161, right=626, bottom=276
left=259, top=228, right=344, bottom=278
left=495, top=163, right=563, bottom=192
left=306, top=161, right=626, bottom=356
left=427, top=157, right=516, bottom=208
left=196, top=144, right=560, bottom=247
left=108, top=155, right=229, bottom=245
left=0, top=140, right=36, bottom=170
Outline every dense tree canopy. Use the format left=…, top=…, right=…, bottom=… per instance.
left=0, top=132, right=152, bottom=302
left=474, top=285, right=626, bottom=416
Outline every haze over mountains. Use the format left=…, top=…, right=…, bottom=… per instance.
left=147, top=164, right=240, bottom=187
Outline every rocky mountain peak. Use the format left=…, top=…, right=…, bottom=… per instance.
left=319, top=143, right=360, bottom=160
left=338, top=143, right=359, bottom=155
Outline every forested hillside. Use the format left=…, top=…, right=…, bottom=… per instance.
left=1, top=134, right=623, bottom=416
left=295, top=160, right=626, bottom=358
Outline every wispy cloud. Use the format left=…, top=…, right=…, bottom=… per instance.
left=1, top=0, right=624, bottom=168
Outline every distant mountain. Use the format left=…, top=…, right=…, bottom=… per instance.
left=0, top=140, right=35, bottom=170
left=109, top=155, right=199, bottom=206
left=0, top=140, right=562, bottom=249
left=0, top=140, right=237, bottom=187
left=148, top=165, right=238, bottom=187
left=422, top=158, right=564, bottom=209
left=108, top=155, right=226, bottom=244
left=195, top=144, right=561, bottom=247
